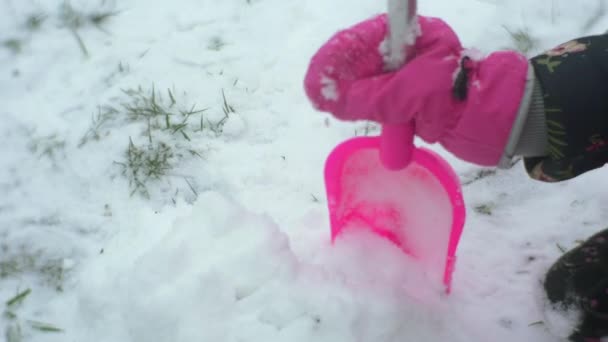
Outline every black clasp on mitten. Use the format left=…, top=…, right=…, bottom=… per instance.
left=453, top=56, right=472, bottom=101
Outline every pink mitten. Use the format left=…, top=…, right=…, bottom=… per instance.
left=304, top=14, right=531, bottom=166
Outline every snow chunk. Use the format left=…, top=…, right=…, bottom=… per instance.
left=336, top=149, right=455, bottom=290
left=542, top=300, right=582, bottom=339
left=62, top=258, right=76, bottom=270
left=320, top=75, right=339, bottom=101
left=327, top=227, right=447, bottom=302
left=383, top=13, right=421, bottom=70
left=120, top=192, right=299, bottom=341
left=222, top=114, right=247, bottom=138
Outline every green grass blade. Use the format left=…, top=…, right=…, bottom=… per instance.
left=28, top=320, right=64, bottom=333
left=6, top=288, right=31, bottom=307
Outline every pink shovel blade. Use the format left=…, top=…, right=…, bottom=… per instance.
left=325, top=136, right=465, bottom=292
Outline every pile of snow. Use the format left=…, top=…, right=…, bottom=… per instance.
left=65, top=192, right=461, bottom=341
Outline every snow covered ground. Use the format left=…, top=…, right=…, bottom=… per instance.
left=1, top=0, right=608, bottom=341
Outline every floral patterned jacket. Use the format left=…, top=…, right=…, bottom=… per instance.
left=525, top=33, right=608, bottom=182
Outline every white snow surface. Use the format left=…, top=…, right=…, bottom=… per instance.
left=1, top=0, right=608, bottom=341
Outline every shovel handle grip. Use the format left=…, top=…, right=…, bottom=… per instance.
left=380, top=123, right=414, bottom=170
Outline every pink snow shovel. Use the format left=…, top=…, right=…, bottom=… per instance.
left=325, top=0, right=465, bottom=293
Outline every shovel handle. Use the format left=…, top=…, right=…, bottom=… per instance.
left=380, top=123, right=414, bottom=170
left=381, top=0, right=417, bottom=170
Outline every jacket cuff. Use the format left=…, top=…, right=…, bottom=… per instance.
left=513, top=81, right=548, bottom=157
left=497, top=63, right=548, bottom=168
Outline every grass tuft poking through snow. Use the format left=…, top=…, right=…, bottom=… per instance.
left=2, top=39, right=22, bottom=54
left=24, top=13, right=47, bottom=31
left=29, top=134, right=67, bottom=166
left=503, top=26, right=538, bottom=55
left=4, top=288, right=63, bottom=342
left=0, top=248, right=67, bottom=292
left=118, top=138, right=175, bottom=198
left=75, top=85, right=237, bottom=199
left=58, top=1, right=120, bottom=57
left=91, top=85, right=209, bottom=198
left=1, top=2, right=118, bottom=57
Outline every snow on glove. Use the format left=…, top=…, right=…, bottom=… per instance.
left=304, top=14, right=531, bottom=166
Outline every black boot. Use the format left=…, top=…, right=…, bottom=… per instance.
left=544, top=228, right=608, bottom=341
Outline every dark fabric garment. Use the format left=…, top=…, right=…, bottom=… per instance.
left=544, top=229, right=608, bottom=341
left=525, top=34, right=608, bottom=182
